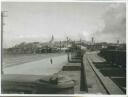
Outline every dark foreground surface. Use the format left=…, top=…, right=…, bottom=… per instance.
left=2, top=50, right=126, bottom=94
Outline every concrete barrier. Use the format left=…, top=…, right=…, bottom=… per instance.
left=87, top=57, right=124, bottom=94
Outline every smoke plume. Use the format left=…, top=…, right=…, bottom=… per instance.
left=95, top=4, right=126, bottom=43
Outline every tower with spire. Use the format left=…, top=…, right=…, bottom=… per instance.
left=49, top=34, right=54, bottom=43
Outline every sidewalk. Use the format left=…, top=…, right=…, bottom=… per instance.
left=83, top=54, right=107, bottom=94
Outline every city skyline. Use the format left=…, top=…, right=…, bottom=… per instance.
left=2, top=2, right=126, bottom=48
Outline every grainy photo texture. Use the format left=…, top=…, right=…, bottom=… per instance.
left=1, top=2, right=126, bottom=94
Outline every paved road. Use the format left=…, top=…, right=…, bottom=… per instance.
left=3, top=53, right=65, bottom=68
left=4, top=54, right=67, bottom=75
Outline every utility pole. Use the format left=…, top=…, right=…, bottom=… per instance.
left=67, top=36, right=70, bottom=62
left=117, top=40, right=119, bottom=45
left=60, top=41, right=61, bottom=50
left=1, top=11, right=7, bottom=74
left=92, top=37, right=94, bottom=44
left=67, top=36, right=68, bottom=47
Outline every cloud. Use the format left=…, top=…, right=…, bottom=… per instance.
left=94, top=3, right=126, bottom=43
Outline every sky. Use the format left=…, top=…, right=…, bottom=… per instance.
left=2, top=2, right=126, bottom=48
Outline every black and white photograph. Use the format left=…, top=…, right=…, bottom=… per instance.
left=1, top=2, right=126, bottom=94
